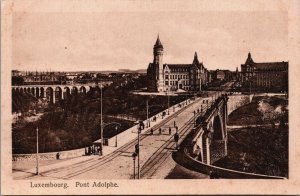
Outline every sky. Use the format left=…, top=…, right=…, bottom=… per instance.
left=12, top=10, right=288, bottom=71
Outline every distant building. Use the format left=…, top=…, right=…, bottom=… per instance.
left=12, top=70, right=22, bottom=77
left=241, top=52, right=288, bottom=92
left=147, top=36, right=208, bottom=92
left=21, top=71, right=66, bottom=85
left=210, top=69, right=236, bottom=82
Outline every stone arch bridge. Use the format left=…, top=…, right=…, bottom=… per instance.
left=12, top=84, right=105, bottom=104
left=190, top=95, right=228, bottom=165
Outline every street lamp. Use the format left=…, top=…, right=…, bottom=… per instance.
left=146, top=99, right=149, bottom=128
left=100, top=84, right=104, bottom=156
left=115, top=126, right=118, bottom=147
left=36, top=127, right=39, bottom=175
left=132, top=152, right=137, bottom=179
left=193, top=110, right=196, bottom=127
left=137, top=125, right=141, bottom=179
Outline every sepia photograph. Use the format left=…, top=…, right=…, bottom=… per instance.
left=1, top=0, right=300, bottom=195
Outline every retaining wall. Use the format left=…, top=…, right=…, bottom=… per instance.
left=12, top=147, right=85, bottom=161
left=227, top=94, right=254, bottom=115
left=173, top=147, right=284, bottom=179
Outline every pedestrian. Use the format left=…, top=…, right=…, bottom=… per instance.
left=174, top=121, right=176, bottom=127
left=159, top=128, right=162, bottom=135
left=88, top=146, right=91, bottom=155
left=56, top=152, right=60, bottom=160
left=150, top=128, right=153, bottom=135
left=169, top=127, right=172, bottom=135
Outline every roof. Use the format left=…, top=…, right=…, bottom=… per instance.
left=252, top=62, right=288, bottom=71
left=164, top=64, right=192, bottom=69
left=242, top=52, right=288, bottom=71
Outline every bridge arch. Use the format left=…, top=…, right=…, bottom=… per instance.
left=27, top=87, right=31, bottom=94
left=31, top=87, right=36, bottom=97
left=63, top=87, right=71, bottom=99
left=212, top=115, right=224, bottom=140
left=79, top=86, right=86, bottom=94
left=46, top=87, right=54, bottom=103
left=35, top=87, right=40, bottom=98
left=71, top=86, right=78, bottom=95
left=40, top=87, right=45, bottom=98
left=55, top=87, right=63, bottom=102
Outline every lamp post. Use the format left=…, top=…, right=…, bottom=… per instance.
left=100, top=84, right=104, bottom=156
left=167, top=92, right=170, bottom=115
left=193, top=110, right=196, bottom=127
left=115, top=126, right=118, bottom=147
left=146, top=99, right=149, bottom=127
left=36, top=127, right=39, bottom=175
left=132, top=152, right=137, bottom=179
left=137, top=126, right=141, bottom=179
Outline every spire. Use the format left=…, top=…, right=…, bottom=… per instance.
left=154, top=34, right=163, bottom=49
left=245, top=51, right=254, bottom=64
left=193, top=51, right=200, bottom=64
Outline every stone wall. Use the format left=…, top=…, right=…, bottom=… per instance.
left=227, top=94, right=254, bottom=115
left=173, top=147, right=284, bottom=179
left=12, top=148, right=85, bottom=161
left=210, top=140, right=227, bottom=164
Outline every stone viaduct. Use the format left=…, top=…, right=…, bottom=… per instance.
left=12, top=84, right=105, bottom=104
left=190, top=95, right=229, bottom=165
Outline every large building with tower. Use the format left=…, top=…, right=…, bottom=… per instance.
left=147, top=36, right=209, bottom=92
left=240, top=52, right=288, bottom=92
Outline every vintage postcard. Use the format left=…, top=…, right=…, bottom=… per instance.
left=1, top=0, right=300, bottom=195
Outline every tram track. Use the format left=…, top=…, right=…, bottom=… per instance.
left=140, top=101, right=210, bottom=178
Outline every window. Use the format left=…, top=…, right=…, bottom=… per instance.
left=165, top=75, right=169, bottom=79
left=165, top=81, right=169, bottom=85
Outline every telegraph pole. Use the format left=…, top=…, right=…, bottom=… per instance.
left=36, top=127, right=39, bottom=175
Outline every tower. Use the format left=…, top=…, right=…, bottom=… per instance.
left=193, top=52, right=200, bottom=65
left=153, top=35, right=164, bottom=91
left=245, top=52, right=254, bottom=65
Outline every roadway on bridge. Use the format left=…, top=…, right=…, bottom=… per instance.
left=14, top=82, right=233, bottom=180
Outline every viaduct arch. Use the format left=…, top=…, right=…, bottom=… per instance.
left=12, top=85, right=98, bottom=104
